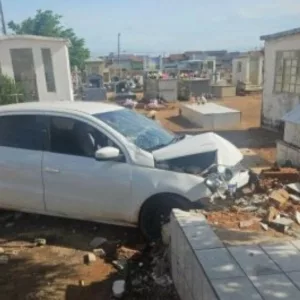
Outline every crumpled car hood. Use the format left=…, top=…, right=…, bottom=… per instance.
left=152, top=132, right=243, bottom=166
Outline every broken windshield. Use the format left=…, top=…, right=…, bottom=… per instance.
left=93, top=109, right=175, bottom=151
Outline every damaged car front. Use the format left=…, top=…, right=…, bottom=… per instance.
left=152, top=132, right=253, bottom=201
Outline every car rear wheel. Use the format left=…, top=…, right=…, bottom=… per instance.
left=139, top=194, right=190, bottom=241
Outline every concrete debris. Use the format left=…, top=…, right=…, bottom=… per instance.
left=256, top=207, right=268, bottom=217
left=251, top=195, right=268, bottom=205
left=89, top=237, right=107, bottom=248
left=269, top=189, right=289, bottom=208
left=34, top=238, right=47, bottom=247
left=265, top=207, right=279, bottom=223
left=84, top=253, right=97, bottom=264
left=261, top=167, right=299, bottom=181
left=295, top=211, right=300, bottom=225
left=112, top=259, right=127, bottom=271
left=270, top=217, right=294, bottom=233
left=287, top=182, right=300, bottom=194
left=280, top=212, right=290, bottom=218
left=260, top=222, right=269, bottom=231
left=241, top=186, right=254, bottom=195
left=290, top=194, right=300, bottom=204
left=235, top=198, right=249, bottom=206
left=93, top=248, right=106, bottom=258
left=239, top=218, right=261, bottom=229
left=112, top=280, right=125, bottom=299
left=0, top=255, right=9, bottom=264
left=79, top=280, right=85, bottom=286
left=152, top=273, right=173, bottom=287
left=240, top=206, right=258, bottom=212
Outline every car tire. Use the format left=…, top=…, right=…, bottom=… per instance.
left=139, top=194, right=190, bottom=241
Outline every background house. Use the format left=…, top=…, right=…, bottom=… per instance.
left=232, top=51, right=264, bottom=89
left=85, top=57, right=110, bottom=83
left=260, top=28, right=300, bottom=130
left=0, top=35, right=73, bottom=102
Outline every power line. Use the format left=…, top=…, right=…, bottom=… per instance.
left=117, top=33, right=121, bottom=77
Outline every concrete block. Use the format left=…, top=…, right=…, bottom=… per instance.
left=177, top=228, right=187, bottom=268
left=212, top=277, right=263, bottom=300
left=176, top=265, right=192, bottom=300
left=250, top=274, right=300, bottom=300
left=184, top=225, right=223, bottom=250
left=192, top=254, right=204, bottom=300
left=261, top=242, right=300, bottom=272
left=228, top=245, right=281, bottom=276
left=195, top=248, right=244, bottom=280
left=203, top=277, right=218, bottom=300
left=171, top=216, right=178, bottom=253
left=287, top=271, right=300, bottom=290
left=181, top=103, right=241, bottom=129
left=183, top=242, right=194, bottom=285
left=173, top=209, right=207, bottom=228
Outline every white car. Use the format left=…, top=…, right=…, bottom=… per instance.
left=0, top=102, right=251, bottom=239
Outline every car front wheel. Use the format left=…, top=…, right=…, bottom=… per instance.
left=139, top=194, right=190, bottom=241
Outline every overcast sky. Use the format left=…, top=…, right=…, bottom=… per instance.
left=4, top=0, right=300, bottom=56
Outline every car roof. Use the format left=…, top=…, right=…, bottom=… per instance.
left=0, top=101, right=123, bottom=115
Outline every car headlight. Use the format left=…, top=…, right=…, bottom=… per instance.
left=205, top=174, right=221, bottom=192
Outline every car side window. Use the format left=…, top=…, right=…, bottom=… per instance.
left=0, top=115, right=47, bottom=151
left=50, top=116, right=124, bottom=160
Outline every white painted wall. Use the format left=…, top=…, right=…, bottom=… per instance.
left=0, top=37, right=73, bottom=102
left=283, top=121, right=300, bottom=148
left=232, top=57, right=248, bottom=86
left=232, top=55, right=263, bottom=86
left=262, top=33, right=300, bottom=129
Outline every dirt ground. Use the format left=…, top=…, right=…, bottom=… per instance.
left=0, top=213, right=141, bottom=300
left=0, top=94, right=282, bottom=299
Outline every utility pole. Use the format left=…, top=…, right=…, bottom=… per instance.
left=0, top=0, right=6, bottom=35
left=117, top=33, right=121, bottom=78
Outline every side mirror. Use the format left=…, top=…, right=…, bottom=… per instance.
left=95, top=146, right=121, bottom=161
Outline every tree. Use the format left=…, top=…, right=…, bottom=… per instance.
left=8, top=10, right=90, bottom=70
left=0, top=74, right=27, bottom=104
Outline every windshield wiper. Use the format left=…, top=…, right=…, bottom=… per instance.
left=148, top=134, right=186, bottom=152
left=169, top=134, right=186, bottom=144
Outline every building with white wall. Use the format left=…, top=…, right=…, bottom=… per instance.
left=0, top=35, right=73, bottom=102
left=277, top=105, right=300, bottom=166
left=232, top=51, right=264, bottom=88
left=260, top=28, right=300, bottom=130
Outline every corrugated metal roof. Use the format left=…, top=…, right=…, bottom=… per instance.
left=260, top=27, right=300, bottom=41
left=282, top=105, right=300, bottom=124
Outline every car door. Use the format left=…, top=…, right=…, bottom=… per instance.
left=0, top=114, right=46, bottom=212
left=42, top=115, right=133, bottom=224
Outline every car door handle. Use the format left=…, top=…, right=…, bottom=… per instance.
left=44, top=167, right=60, bottom=174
